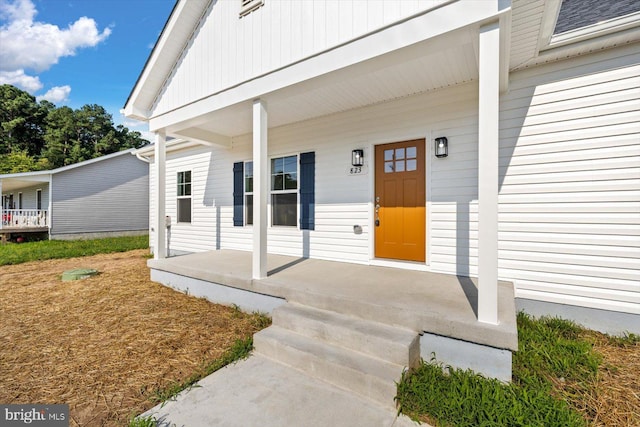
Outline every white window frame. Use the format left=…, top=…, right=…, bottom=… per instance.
left=269, top=153, right=299, bottom=228
left=176, top=170, right=192, bottom=224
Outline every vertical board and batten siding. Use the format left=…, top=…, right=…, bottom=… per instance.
left=153, top=82, right=481, bottom=266
left=153, top=0, right=448, bottom=116
left=498, top=44, right=640, bottom=313
left=51, top=154, right=149, bottom=235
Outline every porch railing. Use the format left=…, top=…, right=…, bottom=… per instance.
left=1, top=209, right=49, bottom=229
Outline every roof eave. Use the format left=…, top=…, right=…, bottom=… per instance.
left=123, top=0, right=212, bottom=121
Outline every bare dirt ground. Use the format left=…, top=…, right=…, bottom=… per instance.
left=0, top=249, right=268, bottom=426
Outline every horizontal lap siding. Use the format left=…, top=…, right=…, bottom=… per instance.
left=51, top=155, right=149, bottom=235
left=8, top=184, right=49, bottom=211
left=158, top=83, right=480, bottom=266
left=498, top=45, right=640, bottom=313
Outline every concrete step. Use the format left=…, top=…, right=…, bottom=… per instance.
left=254, top=325, right=404, bottom=408
left=272, top=302, right=420, bottom=369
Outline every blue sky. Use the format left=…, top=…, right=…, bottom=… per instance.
left=0, top=0, right=176, bottom=138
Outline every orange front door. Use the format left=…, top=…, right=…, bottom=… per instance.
left=374, top=139, right=426, bottom=262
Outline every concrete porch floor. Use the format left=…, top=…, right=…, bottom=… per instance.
left=148, top=250, right=518, bottom=351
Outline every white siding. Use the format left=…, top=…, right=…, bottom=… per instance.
left=498, top=44, right=640, bottom=313
left=155, top=82, right=480, bottom=266
left=153, top=43, right=640, bottom=315
left=153, top=0, right=447, bottom=115
left=3, top=184, right=49, bottom=211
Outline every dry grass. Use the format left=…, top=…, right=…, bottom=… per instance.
left=0, top=249, right=268, bottom=426
left=578, top=331, right=640, bottom=426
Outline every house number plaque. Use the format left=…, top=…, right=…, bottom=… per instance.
left=347, top=166, right=368, bottom=176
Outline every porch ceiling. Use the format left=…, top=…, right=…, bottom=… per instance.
left=166, top=25, right=485, bottom=140
left=1, top=177, right=49, bottom=192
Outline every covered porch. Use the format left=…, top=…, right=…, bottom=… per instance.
left=1, top=174, right=51, bottom=241
left=149, top=249, right=518, bottom=379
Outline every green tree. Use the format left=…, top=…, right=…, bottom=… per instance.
left=42, top=106, right=77, bottom=168
left=0, top=84, right=47, bottom=156
left=1, top=84, right=149, bottom=171
left=0, top=150, right=49, bottom=174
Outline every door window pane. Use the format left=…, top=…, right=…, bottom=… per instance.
left=395, top=148, right=405, bottom=160
left=395, top=161, right=405, bottom=172
left=407, top=146, right=417, bottom=158
left=385, top=161, right=394, bottom=173
left=384, top=149, right=394, bottom=161
left=406, top=159, right=417, bottom=171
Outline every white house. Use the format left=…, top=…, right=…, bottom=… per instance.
left=0, top=149, right=149, bottom=241
left=125, top=0, right=639, bottom=392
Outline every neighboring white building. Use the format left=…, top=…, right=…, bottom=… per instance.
left=0, top=149, right=149, bottom=241
left=126, top=0, right=639, bottom=379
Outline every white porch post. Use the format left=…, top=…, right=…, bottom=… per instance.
left=47, top=176, right=52, bottom=234
left=253, top=99, right=268, bottom=279
left=477, top=21, right=500, bottom=325
left=154, top=131, right=167, bottom=259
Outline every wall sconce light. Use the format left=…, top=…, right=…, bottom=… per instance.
left=434, top=137, right=448, bottom=158
left=352, top=149, right=364, bottom=166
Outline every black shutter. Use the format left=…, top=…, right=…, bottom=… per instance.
left=299, top=152, right=315, bottom=230
left=233, top=162, right=244, bottom=226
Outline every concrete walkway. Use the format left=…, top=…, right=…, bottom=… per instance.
left=142, top=354, right=422, bottom=427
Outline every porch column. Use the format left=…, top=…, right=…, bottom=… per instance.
left=47, top=177, right=52, bottom=232
left=154, top=131, right=167, bottom=259
left=253, top=99, right=268, bottom=279
left=477, top=21, right=500, bottom=325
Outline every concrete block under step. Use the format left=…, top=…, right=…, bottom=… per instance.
left=273, top=303, right=420, bottom=369
left=254, top=325, right=404, bottom=409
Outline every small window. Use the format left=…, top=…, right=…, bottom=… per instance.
left=245, top=161, right=253, bottom=225
left=271, top=155, right=298, bottom=226
left=384, top=146, right=418, bottom=173
left=177, top=171, right=192, bottom=223
left=240, top=0, right=264, bottom=17
left=18, top=192, right=23, bottom=210
left=36, top=190, right=42, bottom=210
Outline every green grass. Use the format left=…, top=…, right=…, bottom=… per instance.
left=397, top=312, right=600, bottom=427
left=149, top=335, right=256, bottom=404
left=128, top=415, right=157, bottom=427
left=0, top=234, right=149, bottom=265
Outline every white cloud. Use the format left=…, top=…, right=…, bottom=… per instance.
left=0, top=0, right=111, bottom=73
left=36, top=85, right=71, bottom=103
left=117, top=113, right=154, bottom=142
left=0, top=69, right=42, bottom=92
left=0, top=0, right=35, bottom=23
left=0, top=0, right=110, bottom=96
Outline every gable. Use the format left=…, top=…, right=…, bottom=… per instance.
left=138, top=0, right=454, bottom=119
